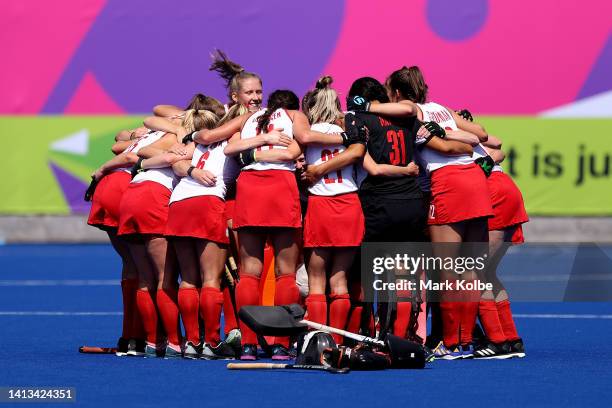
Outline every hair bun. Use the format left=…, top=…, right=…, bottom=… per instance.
left=316, top=75, right=333, bottom=90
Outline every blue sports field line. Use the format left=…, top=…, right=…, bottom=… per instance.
left=0, top=311, right=123, bottom=316
left=0, top=280, right=118, bottom=286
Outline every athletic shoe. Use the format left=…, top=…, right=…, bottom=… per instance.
left=145, top=342, right=165, bottom=358
left=164, top=343, right=183, bottom=359
left=507, top=338, right=526, bottom=358
left=240, top=344, right=258, bottom=361
left=126, top=339, right=145, bottom=357
left=433, top=341, right=463, bottom=360
left=270, top=344, right=294, bottom=361
left=201, top=341, right=237, bottom=360
left=423, top=345, right=436, bottom=363
left=461, top=343, right=475, bottom=359
left=474, top=341, right=513, bottom=359
left=115, top=337, right=129, bottom=357
left=225, top=329, right=242, bottom=357
left=183, top=341, right=201, bottom=360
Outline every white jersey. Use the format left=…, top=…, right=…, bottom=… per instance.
left=130, top=131, right=177, bottom=191
left=305, top=123, right=358, bottom=196
left=114, top=131, right=165, bottom=173
left=170, top=141, right=239, bottom=203
left=240, top=108, right=295, bottom=171
left=492, top=164, right=503, bottom=173
left=417, top=102, right=473, bottom=173
left=472, top=143, right=489, bottom=160
left=132, top=167, right=178, bottom=191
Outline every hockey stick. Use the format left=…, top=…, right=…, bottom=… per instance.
left=84, top=176, right=99, bottom=202
left=300, top=319, right=385, bottom=347
left=223, top=227, right=241, bottom=326
left=78, top=346, right=117, bottom=354
left=226, top=362, right=349, bottom=374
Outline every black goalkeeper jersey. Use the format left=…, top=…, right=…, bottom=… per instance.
left=348, top=112, right=423, bottom=199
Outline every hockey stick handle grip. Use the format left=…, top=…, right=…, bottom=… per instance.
left=78, top=346, right=117, bottom=354
left=224, top=264, right=235, bottom=286
left=300, top=319, right=385, bottom=347
left=227, top=363, right=287, bottom=370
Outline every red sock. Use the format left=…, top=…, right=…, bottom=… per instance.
left=156, top=288, right=180, bottom=346
left=222, top=287, right=238, bottom=334
left=479, top=300, right=507, bottom=343
left=236, top=274, right=260, bottom=345
left=201, top=287, right=224, bottom=347
left=393, top=290, right=412, bottom=339
left=440, top=302, right=460, bottom=347
left=346, top=305, right=363, bottom=334
left=305, top=294, right=327, bottom=325
left=275, top=274, right=300, bottom=305
left=178, top=287, right=200, bottom=344
left=460, top=301, right=479, bottom=345
left=274, top=274, right=300, bottom=347
left=496, top=299, right=520, bottom=341
left=136, top=289, right=159, bottom=344
left=329, top=293, right=350, bottom=345
left=121, top=279, right=138, bottom=339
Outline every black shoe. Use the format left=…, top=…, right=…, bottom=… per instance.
left=225, top=329, right=242, bottom=358
left=126, top=339, right=145, bottom=357
left=183, top=341, right=201, bottom=359
left=115, top=337, right=129, bottom=357
left=507, top=338, right=526, bottom=358
left=474, top=341, right=512, bottom=359
left=240, top=344, right=258, bottom=361
left=201, top=341, right=237, bottom=360
left=423, top=345, right=436, bottom=363
left=271, top=344, right=294, bottom=361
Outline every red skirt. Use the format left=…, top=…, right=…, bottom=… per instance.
left=233, top=170, right=301, bottom=229
left=225, top=199, right=236, bottom=223
left=428, top=163, right=493, bottom=225
left=118, top=181, right=171, bottom=236
left=487, top=172, right=529, bottom=231
left=303, top=193, right=365, bottom=247
left=87, top=172, right=132, bottom=230
left=511, top=225, right=525, bottom=244
left=165, top=195, right=229, bottom=244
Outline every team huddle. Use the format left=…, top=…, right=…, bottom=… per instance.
left=86, top=50, right=528, bottom=362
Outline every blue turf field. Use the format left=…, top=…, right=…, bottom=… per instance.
left=1, top=244, right=611, bottom=408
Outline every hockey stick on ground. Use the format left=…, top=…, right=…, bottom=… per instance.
left=226, top=362, right=349, bottom=374
left=78, top=346, right=117, bottom=354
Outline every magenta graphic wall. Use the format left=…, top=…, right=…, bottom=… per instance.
left=2, top=0, right=610, bottom=115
